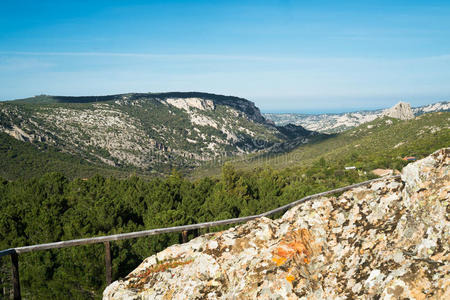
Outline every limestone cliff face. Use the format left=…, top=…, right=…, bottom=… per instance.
left=1, top=92, right=314, bottom=172
left=383, top=102, right=415, bottom=120
left=104, top=148, right=449, bottom=300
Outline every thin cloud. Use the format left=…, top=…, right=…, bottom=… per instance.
left=0, top=51, right=388, bottom=63
left=1, top=51, right=449, bottom=64
left=0, top=51, right=276, bottom=62
left=422, top=54, right=450, bottom=60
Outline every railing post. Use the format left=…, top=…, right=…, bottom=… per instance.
left=104, top=242, right=112, bottom=285
left=11, top=251, right=21, bottom=300
left=182, top=230, right=188, bottom=243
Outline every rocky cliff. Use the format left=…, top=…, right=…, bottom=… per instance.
left=382, top=102, right=415, bottom=120
left=104, top=147, right=449, bottom=299
left=0, top=92, right=314, bottom=173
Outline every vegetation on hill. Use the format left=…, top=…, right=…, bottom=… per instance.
left=0, top=132, right=137, bottom=180
left=9, top=92, right=255, bottom=105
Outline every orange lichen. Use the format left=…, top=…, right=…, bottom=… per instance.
left=272, top=228, right=313, bottom=265
left=274, top=243, right=297, bottom=258
left=127, top=257, right=194, bottom=290
left=271, top=228, right=318, bottom=285
left=135, top=258, right=194, bottom=278
left=286, top=274, right=295, bottom=283
left=272, top=256, right=288, bottom=266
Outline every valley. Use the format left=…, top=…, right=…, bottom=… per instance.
left=0, top=93, right=449, bottom=299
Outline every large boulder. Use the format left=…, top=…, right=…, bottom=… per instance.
left=104, top=148, right=449, bottom=299
left=383, top=102, right=415, bottom=120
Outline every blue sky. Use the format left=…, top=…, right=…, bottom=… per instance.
left=1, top=0, right=449, bottom=112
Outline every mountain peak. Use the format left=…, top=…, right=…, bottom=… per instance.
left=382, top=101, right=415, bottom=120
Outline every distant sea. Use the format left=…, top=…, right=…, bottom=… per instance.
left=261, top=107, right=384, bottom=115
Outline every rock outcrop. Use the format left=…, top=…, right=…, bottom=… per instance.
left=383, top=102, right=415, bottom=120
left=104, top=148, right=449, bottom=299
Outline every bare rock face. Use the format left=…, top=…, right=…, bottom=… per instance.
left=1, top=92, right=301, bottom=172
left=104, top=148, right=449, bottom=299
left=165, top=97, right=215, bottom=111
left=383, top=102, right=415, bottom=120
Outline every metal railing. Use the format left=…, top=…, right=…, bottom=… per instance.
left=0, top=175, right=400, bottom=299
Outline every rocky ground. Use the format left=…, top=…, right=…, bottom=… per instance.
left=104, top=148, right=449, bottom=299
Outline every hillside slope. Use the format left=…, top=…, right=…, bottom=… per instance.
left=193, top=111, right=449, bottom=178
left=0, top=132, right=133, bottom=179
left=104, top=147, right=449, bottom=299
left=0, top=92, right=314, bottom=177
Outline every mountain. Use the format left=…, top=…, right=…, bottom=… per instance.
left=193, top=111, right=450, bottom=178
left=1, top=93, right=448, bottom=180
left=0, top=92, right=315, bottom=178
left=264, top=101, right=449, bottom=133
left=104, top=147, right=449, bottom=299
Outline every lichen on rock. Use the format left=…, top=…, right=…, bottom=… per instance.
left=104, top=148, right=449, bottom=299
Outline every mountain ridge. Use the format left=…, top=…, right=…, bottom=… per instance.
left=0, top=92, right=315, bottom=176
left=7, top=92, right=269, bottom=124
left=264, top=101, right=449, bottom=133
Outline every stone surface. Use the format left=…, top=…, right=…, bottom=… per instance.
left=382, top=102, right=415, bottom=120
left=371, top=168, right=394, bottom=177
left=104, top=148, right=449, bottom=299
